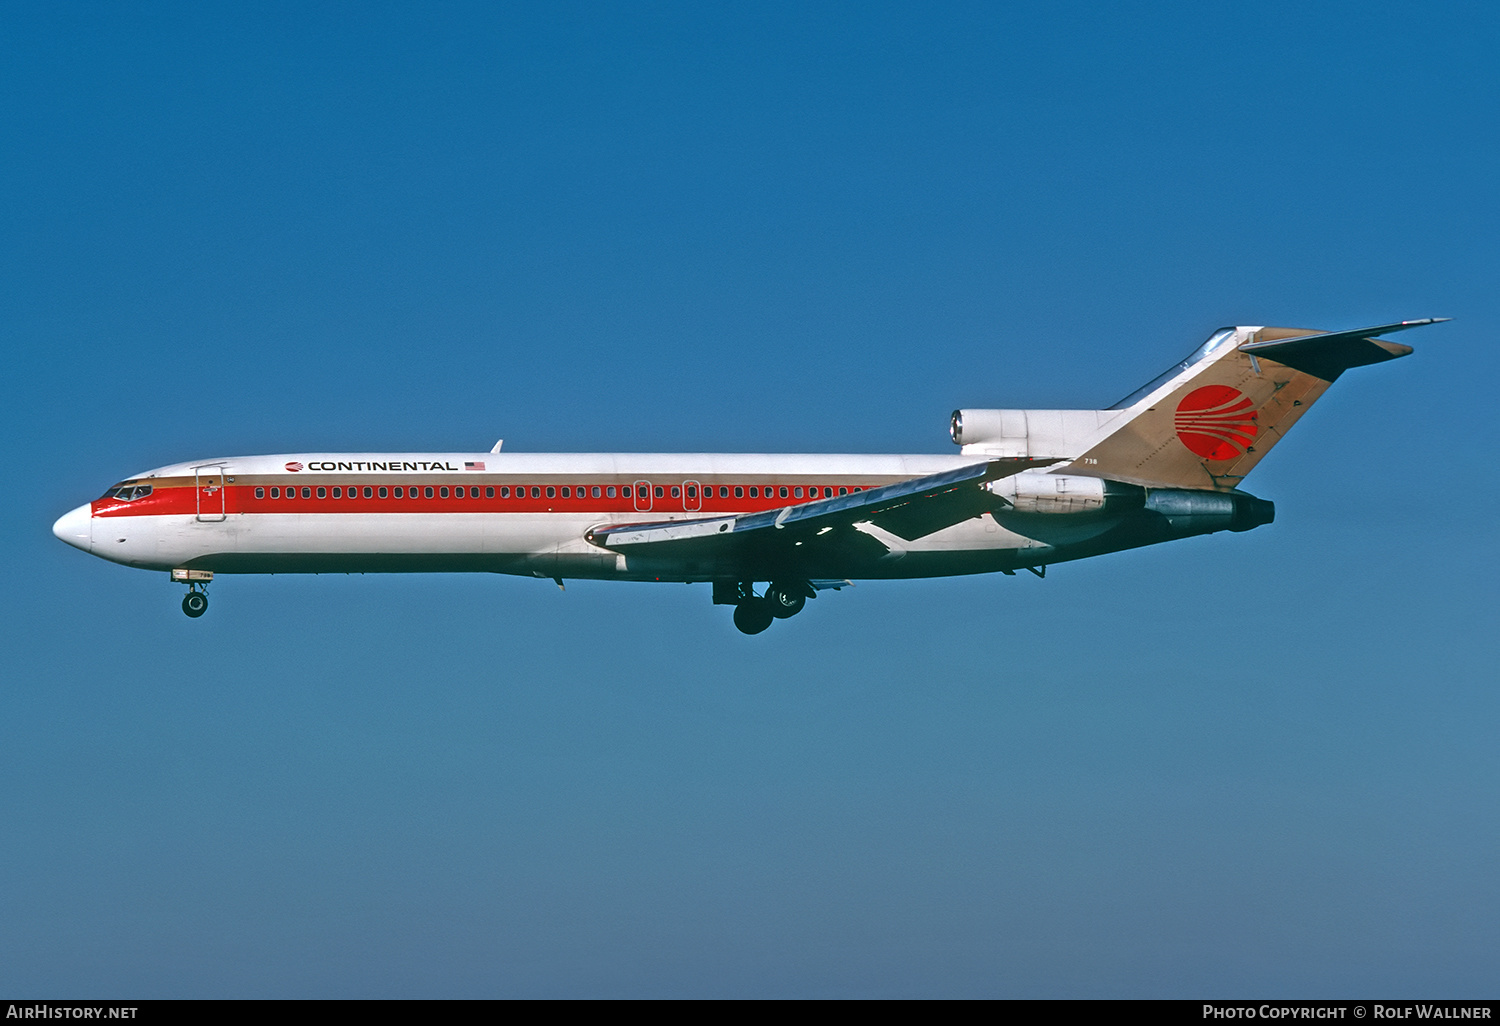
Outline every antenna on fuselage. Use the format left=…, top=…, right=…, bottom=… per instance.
left=490, top=439, right=503, bottom=453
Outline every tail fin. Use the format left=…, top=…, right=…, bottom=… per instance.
left=1068, top=319, right=1445, bottom=490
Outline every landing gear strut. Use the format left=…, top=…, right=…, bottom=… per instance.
left=172, top=568, right=213, bottom=619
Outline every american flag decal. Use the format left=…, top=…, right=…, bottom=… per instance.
left=465, top=461, right=486, bottom=471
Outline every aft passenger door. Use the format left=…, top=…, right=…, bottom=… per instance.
left=633, top=480, right=652, bottom=513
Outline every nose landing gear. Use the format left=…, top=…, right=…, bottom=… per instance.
left=172, top=568, right=214, bottom=618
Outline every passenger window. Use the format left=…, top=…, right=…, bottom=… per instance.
left=390, top=487, right=400, bottom=498
left=546, top=486, right=555, bottom=498
left=606, top=485, right=616, bottom=497
left=793, top=486, right=803, bottom=498
left=333, top=487, right=342, bottom=498
left=301, top=487, right=311, bottom=499
left=734, top=486, right=743, bottom=498
left=671, top=486, right=680, bottom=498
left=439, top=487, right=448, bottom=498
left=654, top=486, right=663, bottom=498
left=839, top=487, right=848, bottom=495
left=424, top=486, right=434, bottom=498
left=486, top=487, right=495, bottom=498
left=255, top=487, right=265, bottom=499
left=317, top=487, right=327, bottom=499
left=748, top=486, right=757, bottom=497
left=530, top=486, right=540, bottom=498
left=560, top=487, right=569, bottom=498
left=686, top=485, right=696, bottom=499
left=779, top=486, right=789, bottom=498
left=270, top=487, right=279, bottom=498
left=621, top=486, right=631, bottom=498
left=500, top=486, right=510, bottom=498
left=377, top=487, right=387, bottom=498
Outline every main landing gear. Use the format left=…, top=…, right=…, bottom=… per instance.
left=717, top=580, right=815, bottom=634
left=172, top=568, right=213, bottom=618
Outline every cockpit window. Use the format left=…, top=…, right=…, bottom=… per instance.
left=106, top=484, right=153, bottom=501
left=1108, top=327, right=1238, bottom=409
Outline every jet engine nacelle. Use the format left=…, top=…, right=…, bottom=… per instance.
left=987, top=470, right=1111, bottom=514
left=950, top=408, right=1121, bottom=458
left=1143, top=488, right=1275, bottom=534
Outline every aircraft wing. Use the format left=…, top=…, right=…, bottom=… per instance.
left=586, top=458, right=1058, bottom=563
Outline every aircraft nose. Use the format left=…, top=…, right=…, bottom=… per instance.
left=52, top=503, right=93, bottom=552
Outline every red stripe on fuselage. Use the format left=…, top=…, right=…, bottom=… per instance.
left=92, top=480, right=887, bottom=518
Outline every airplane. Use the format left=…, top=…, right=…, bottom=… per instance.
left=52, top=319, right=1443, bottom=633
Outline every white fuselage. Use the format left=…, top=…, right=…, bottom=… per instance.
left=56, top=451, right=1121, bottom=582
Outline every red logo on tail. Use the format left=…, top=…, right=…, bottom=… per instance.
left=1175, top=386, right=1258, bottom=461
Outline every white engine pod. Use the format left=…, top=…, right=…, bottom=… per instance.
left=951, top=409, right=1028, bottom=447
left=987, top=470, right=1107, bottom=514
left=949, top=408, right=1119, bottom=457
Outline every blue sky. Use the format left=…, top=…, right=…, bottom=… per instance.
left=3, top=2, right=1497, bottom=997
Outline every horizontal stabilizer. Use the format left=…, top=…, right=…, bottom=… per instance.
left=1238, top=318, right=1444, bottom=381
